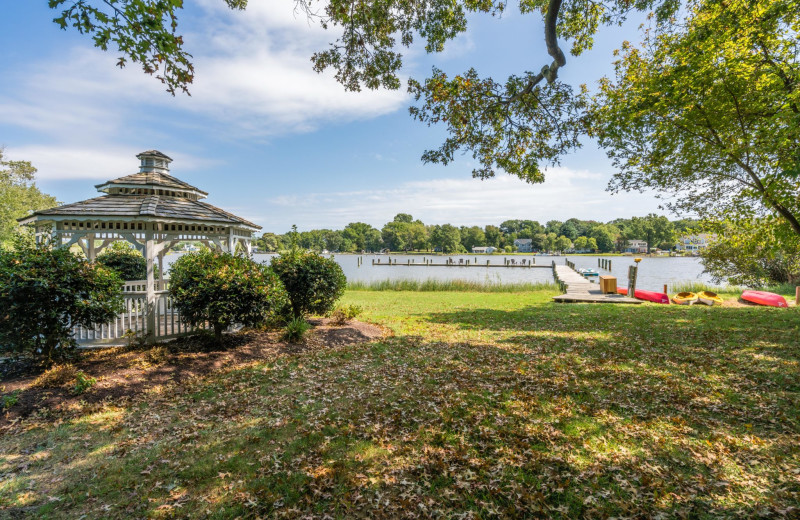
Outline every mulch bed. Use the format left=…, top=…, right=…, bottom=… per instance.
left=0, top=319, right=385, bottom=428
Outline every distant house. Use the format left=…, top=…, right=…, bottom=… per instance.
left=472, top=246, right=496, bottom=254
left=675, top=234, right=713, bottom=254
left=514, top=239, right=533, bottom=253
left=625, top=240, right=648, bottom=253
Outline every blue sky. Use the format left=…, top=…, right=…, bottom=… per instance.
left=1, top=1, right=666, bottom=232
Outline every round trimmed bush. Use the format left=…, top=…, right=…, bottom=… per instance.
left=96, top=243, right=146, bottom=280
left=168, top=250, right=288, bottom=341
left=0, top=240, right=123, bottom=364
left=270, top=250, right=346, bottom=319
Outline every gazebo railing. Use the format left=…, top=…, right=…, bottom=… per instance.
left=73, top=281, right=205, bottom=345
left=122, top=279, right=170, bottom=292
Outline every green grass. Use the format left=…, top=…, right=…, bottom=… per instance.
left=347, top=278, right=560, bottom=292
left=2, top=289, right=799, bottom=518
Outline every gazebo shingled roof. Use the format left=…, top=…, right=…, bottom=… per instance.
left=21, top=150, right=259, bottom=230
left=30, top=194, right=258, bottom=228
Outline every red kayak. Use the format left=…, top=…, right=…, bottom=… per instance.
left=741, top=290, right=788, bottom=308
left=617, top=287, right=670, bottom=304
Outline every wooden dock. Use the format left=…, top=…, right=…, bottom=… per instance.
left=372, top=258, right=549, bottom=268
left=552, top=264, right=642, bottom=304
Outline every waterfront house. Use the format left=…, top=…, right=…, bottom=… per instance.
left=675, top=234, right=713, bottom=254
left=625, top=239, right=648, bottom=253
left=472, top=246, right=496, bottom=254
left=513, top=238, right=533, bottom=252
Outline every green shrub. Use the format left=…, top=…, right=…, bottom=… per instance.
left=1, top=389, right=20, bottom=410
left=169, top=249, right=289, bottom=341
left=96, top=242, right=146, bottom=280
left=329, top=304, right=363, bottom=325
left=270, top=250, right=346, bottom=319
left=73, top=371, right=97, bottom=394
left=0, top=240, right=123, bottom=365
left=283, top=317, right=311, bottom=343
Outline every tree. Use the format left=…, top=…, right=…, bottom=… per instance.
left=559, top=221, right=579, bottom=241
left=382, top=218, right=427, bottom=252
left=1, top=150, right=57, bottom=247
left=589, top=225, right=617, bottom=253
left=484, top=225, right=501, bottom=247
left=460, top=226, right=486, bottom=251
left=586, top=237, right=598, bottom=252
left=45, top=0, right=683, bottom=189
left=169, top=249, right=288, bottom=341
left=257, top=232, right=283, bottom=252
left=343, top=222, right=380, bottom=251
left=573, top=236, right=588, bottom=250
left=95, top=241, right=146, bottom=280
left=270, top=249, right=347, bottom=320
left=365, top=228, right=384, bottom=252
left=47, top=0, right=247, bottom=95
left=623, top=214, right=675, bottom=252
left=554, top=235, right=572, bottom=253
left=430, top=224, right=461, bottom=253
left=701, top=218, right=800, bottom=287
left=0, top=238, right=123, bottom=364
left=594, top=0, right=800, bottom=240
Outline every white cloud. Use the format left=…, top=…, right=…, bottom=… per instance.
left=5, top=144, right=210, bottom=180
left=259, top=167, right=666, bottom=231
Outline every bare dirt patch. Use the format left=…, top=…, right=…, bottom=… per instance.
left=0, top=319, right=384, bottom=428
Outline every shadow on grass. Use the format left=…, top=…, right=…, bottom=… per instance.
left=2, top=303, right=799, bottom=518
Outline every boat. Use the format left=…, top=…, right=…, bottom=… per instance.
left=616, top=287, right=671, bottom=304
left=673, top=292, right=698, bottom=305
left=696, top=291, right=724, bottom=306
left=741, top=290, right=788, bottom=308
left=578, top=268, right=599, bottom=277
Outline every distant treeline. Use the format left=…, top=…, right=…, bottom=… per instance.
left=255, top=214, right=699, bottom=254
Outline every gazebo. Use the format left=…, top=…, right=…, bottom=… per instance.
left=19, top=150, right=261, bottom=343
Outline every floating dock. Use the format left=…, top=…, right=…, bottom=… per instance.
left=552, top=264, right=642, bottom=304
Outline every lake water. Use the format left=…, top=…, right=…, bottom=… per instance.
left=164, top=253, right=714, bottom=291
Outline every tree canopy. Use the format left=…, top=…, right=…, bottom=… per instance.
left=0, top=149, right=57, bottom=247
left=593, top=0, right=800, bottom=237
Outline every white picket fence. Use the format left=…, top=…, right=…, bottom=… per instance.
left=72, top=280, right=206, bottom=345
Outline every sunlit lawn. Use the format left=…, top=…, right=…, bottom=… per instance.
left=2, top=290, right=799, bottom=518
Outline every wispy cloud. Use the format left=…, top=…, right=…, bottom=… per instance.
left=260, top=168, right=664, bottom=231
left=5, top=144, right=212, bottom=180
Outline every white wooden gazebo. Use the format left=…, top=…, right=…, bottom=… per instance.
left=19, top=150, right=261, bottom=343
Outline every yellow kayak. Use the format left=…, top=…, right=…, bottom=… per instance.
left=697, top=291, right=724, bottom=306
left=673, top=292, right=698, bottom=305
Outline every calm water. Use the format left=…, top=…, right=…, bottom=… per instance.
left=165, top=253, right=714, bottom=291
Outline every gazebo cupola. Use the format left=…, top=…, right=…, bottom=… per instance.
left=19, top=150, right=262, bottom=341
left=137, top=150, right=171, bottom=173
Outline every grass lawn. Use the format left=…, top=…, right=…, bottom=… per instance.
left=2, top=290, right=799, bottom=518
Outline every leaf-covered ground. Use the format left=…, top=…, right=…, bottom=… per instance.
left=2, top=290, right=799, bottom=518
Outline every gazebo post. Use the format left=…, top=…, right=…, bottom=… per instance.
left=158, top=250, right=165, bottom=289
left=87, top=235, right=96, bottom=262
left=228, top=227, right=236, bottom=254
left=145, top=225, right=157, bottom=342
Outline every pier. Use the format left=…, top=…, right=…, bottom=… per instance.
left=371, top=257, right=550, bottom=268
left=552, top=263, right=641, bottom=304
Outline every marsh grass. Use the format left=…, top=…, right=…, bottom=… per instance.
left=347, top=278, right=560, bottom=292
